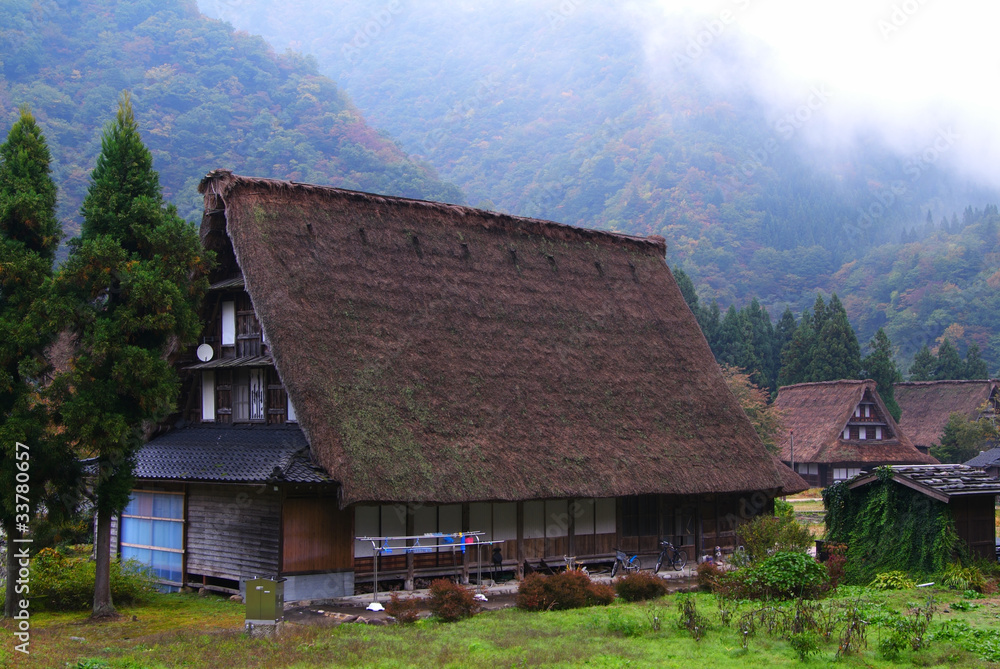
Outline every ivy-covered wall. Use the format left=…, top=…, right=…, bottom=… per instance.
left=823, top=468, right=960, bottom=582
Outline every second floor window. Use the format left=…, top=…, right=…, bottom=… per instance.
left=233, top=368, right=266, bottom=422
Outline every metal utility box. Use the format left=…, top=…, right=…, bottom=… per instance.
left=245, top=578, right=285, bottom=624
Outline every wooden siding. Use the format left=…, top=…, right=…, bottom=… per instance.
left=952, top=495, right=997, bottom=560
left=282, top=497, right=353, bottom=573
left=186, top=484, right=281, bottom=581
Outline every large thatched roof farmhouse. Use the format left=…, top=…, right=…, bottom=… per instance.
left=113, top=171, right=804, bottom=600
left=895, top=380, right=998, bottom=454
left=776, top=380, right=935, bottom=488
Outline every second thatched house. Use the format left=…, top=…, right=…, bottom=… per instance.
left=776, top=380, right=936, bottom=488
left=110, top=171, right=805, bottom=600
left=895, top=380, right=999, bottom=454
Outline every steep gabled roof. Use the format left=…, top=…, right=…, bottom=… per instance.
left=197, top=171, right=790, bottom=505
left=895, top=380, right=999, bottom=449
left=775, top=380, right=936, bottom=466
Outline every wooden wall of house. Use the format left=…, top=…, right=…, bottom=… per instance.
left=282, top=496, right=354, bottom=573
left=185, top=484, right=281, bottom=584
left=951, top=494, right=997, bottom=560
left=351, top=492, right=775, bottom=578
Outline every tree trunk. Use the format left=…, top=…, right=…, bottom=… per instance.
left=92, top=511, right=115, bottom=618
left=3, top=518, right=16, bottom=618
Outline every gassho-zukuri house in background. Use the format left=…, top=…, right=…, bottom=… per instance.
left=111, top=170, right=806, bottom=601
left=894, top=379, right=999, bottom=455
left=776, top=380, right=936, bottom=488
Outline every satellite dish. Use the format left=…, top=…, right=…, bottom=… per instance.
left=196, top=344, right=214, bottom=362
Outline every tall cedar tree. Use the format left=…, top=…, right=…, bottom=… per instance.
left=51, top=93, right=210, bottom=617
left=809, top=295, right=861, bottom=382
left=934, top=339, right=964, bottom=380
left=0, top=108, right=76, bottom=617
left=777, top=310, right=814, bottom=387
left=963, top=343, right=989, bottom=379
left=930, top=412, right=999, bottom=463
left=909, top=345, right=936, bottom=381
left=862, top=328, right=902, bottom=421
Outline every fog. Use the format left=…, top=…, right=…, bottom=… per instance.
left=633, top=0, right=1000, bottom=186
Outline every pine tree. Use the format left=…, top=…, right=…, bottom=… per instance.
left=701, top=299, right=721, bottom=353
left=809, top=295, right=861, bottom=382
left=673, top=266, right=700, bottom=316
left=717, top=305, right=745, bottom=368
left=861, top=328, right=902, bottom=421
left=962, top=343, right=989, bottom=379
left=934, top=339, right=964, bottom=380
left=0, top=108, right=76, bottom=617
left=908, top=345, right=936, bottom=381
left=52, top=93, right=211, bottom=618
left=778, top=310, right=815, bottom=387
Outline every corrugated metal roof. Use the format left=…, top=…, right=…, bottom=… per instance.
left=185, top=354, right=273, bottom=370
left=209, top=276, right=245, bottom=291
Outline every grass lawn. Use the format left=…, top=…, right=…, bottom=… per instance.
left=1, top=586, right=998, bottom=668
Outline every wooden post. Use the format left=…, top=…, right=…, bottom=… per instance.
left=567, top=497, right=576, bottom=558
left=515, top=501, right=524, bottom=580
left=461, top=504, right=471, bottom=584
left=405, top=504, right=415, bottom=591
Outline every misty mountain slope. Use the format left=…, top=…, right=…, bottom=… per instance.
left=197, top=0, right=995, bottom=309
left=0, top=0, right=463, bottom=233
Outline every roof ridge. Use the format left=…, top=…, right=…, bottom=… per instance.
left=199, top=169, right=667, bottom=256
left=895, top=379, right=998, bottom=386
left=779, top=379, right=872, bottom=390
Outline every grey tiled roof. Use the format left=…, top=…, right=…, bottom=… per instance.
left=965, top=446, right=1000, bottom=468
left=850, top=463, right=1000, bottom=499
left=132, top=424, right=329, bottom=483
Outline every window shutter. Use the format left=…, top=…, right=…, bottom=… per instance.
left=221, top=301, right=235, bottom=346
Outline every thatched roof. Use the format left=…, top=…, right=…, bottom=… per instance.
left=775, top=380, right=936, bottom=466
left=197, top=170, right=791, bottom=505
left=895, top=380, right=999, bottom=449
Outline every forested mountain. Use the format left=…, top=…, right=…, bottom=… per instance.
left=0, top=0, right=462, bottom=236
left=198, top=0, right=1000, bottom=375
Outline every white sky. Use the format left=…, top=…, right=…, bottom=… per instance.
left=640, top=0, right=1000, bottom=183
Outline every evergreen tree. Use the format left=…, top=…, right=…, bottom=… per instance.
left=716, top=305, right=745, bottom=368
left=673, top=266, right=699, bottom=316
left=743, top=298, right=777, bottom=391
left=962, top=343, right=989, bottom=379
left=811, top=294, right=829, bottom=335
left=934, top=339, right=964, bottom=380
left=51, top=93, right=211, bottom=617
left=861, top=328, right=902, bottom=421
left=930, top=412, right=998, bottom=463
left=778, top=310, right=814, bottom=387
left=809, top=294, right=861, bottom=382
left=701, top=299, right=721, bottom=353
left=0, top=108, right=76, bottom=618
left=908, top=345, right=936, bottom=381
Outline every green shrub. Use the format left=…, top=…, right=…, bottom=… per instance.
left=427, top=579, right=479, bottom=622
left=868, top=570, right=915, bottom=591
left=27, top=548, right=155, bottom=610
left=735, top=512, right=813, bottom=562
left=614, top=570, right=667, bottom=602
left=516, top=571, right=614, bottom=611
left=941, top=564, right=987, bottom=593
left=718, top=551, right=827, bottom=600
left=788, top=630, right=821, bottom=661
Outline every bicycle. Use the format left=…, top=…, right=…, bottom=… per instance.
left=611, top=548, right=641, bottom=577
left=653, top=539, right=687, bottom=573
